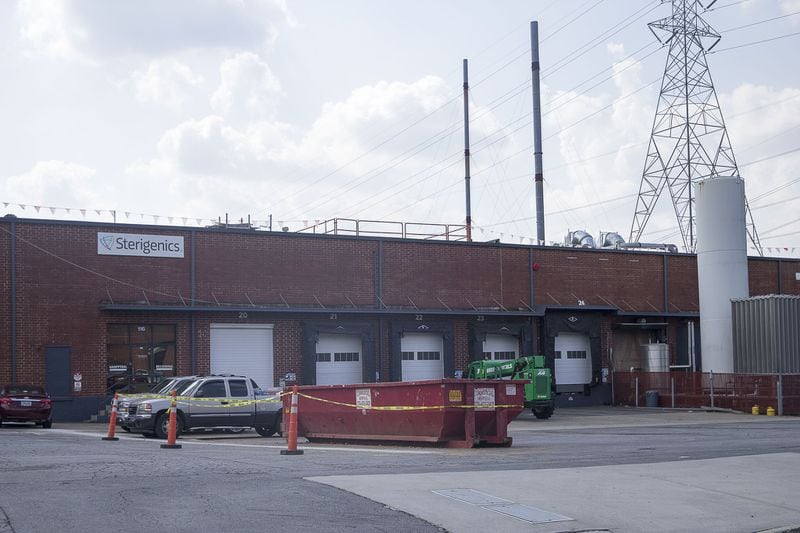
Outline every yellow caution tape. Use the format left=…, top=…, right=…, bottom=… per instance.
left=120, top=390, right=522, bottom=411
left=296, top=392, right=522, bottom=411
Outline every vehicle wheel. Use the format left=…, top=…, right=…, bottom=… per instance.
left=154, top=412, right=182, bottom=440
left=41, top=419, right=52, bottom=428
left=255, top=412, right=281, bottom=437
left=255, top=424, right=276, bottom=437
left=121, top=426, right=131, bottom=433
left=532, top=406, right=554, bottom=420
left=224, top=428, right=246, bottom=434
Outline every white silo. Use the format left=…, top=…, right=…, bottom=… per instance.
left=695, top=176, right=749, bottom=373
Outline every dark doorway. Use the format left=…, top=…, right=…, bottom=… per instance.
left=45, top=346, right=72, bottom=398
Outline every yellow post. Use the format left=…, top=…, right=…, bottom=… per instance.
left=766, top=406, right=776, bottom=416
left=751, top=405, right=760, bottom=415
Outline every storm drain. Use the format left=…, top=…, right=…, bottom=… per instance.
left=432, top=489, right=573, bottom=525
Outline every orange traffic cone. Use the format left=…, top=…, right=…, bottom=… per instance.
left=160, top=389, right=182, bottom=449
left=102, top=393, right=119, bottom=441
left=281, top=385, right=303, bottom=455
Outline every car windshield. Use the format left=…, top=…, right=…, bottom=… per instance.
left=4, top=385, right=45, bottom=395
left=174, top=379, right=197, bottom=395
left=149, top=379, right=177, bottom=394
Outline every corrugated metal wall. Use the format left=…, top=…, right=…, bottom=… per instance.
left=732, top=295, right=800, bottom=373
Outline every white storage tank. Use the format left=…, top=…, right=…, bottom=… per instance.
left=695, top=176, right=749, bottom=373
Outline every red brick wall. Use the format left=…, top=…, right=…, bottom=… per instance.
left=2, top=219, right=799, bottom=397
left=535, top=248, right=666, bottom=311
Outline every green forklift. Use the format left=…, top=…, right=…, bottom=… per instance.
left=464, top=355, right=555, bottom=419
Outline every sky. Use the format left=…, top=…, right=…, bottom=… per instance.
left=1, top=0, right=799, bottom=256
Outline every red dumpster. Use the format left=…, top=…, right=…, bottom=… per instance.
left=282, top=379, right=525, bottom=448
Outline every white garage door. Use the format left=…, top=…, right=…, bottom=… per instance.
left=316, top=333, right=363, bottom=385
left=554, top=332, right=592, bottom=388
left=401, top=332, right=444, bottom=381
left=482, top=334, right=519, bottom=360
left=210, top=324, right=274, bottom=389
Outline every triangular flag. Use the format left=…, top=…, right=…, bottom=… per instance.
left=34, top=206, right=41, bottom=212
left=125, top=212, right=130, bottom=218
left=80, top=209, right=86, bottom=216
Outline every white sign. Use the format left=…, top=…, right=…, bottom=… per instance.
left=356, top=388, right=372, bottom=409
left=73, top=381, right=82, bottom=392
left=73, top=372, right=82, bottom=382
left=505, top=384, right=517, bottom=396
left=474, top=387, right=495, bottom=411
left=155, top=365, right=174, bottom=372
left=97, top=232, right=184, bottom=258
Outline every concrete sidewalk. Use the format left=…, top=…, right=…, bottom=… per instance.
left=310, top=452, right=800, bottom=533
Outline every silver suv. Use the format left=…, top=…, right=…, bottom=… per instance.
left=121, top=375, right=282, bottom=439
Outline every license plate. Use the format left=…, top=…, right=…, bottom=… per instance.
left=21, top=401, right=32, bottom=407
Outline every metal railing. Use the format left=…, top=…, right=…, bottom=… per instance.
left=297, top=218, right=468, bottom=241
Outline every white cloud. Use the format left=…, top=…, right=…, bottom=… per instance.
left=132, top=57, right=204, bottom=107
left=287, top=76, right=454, bottom=170
left=1, top=161, right=100, bottom=206
left=16, top=0, right=89, bottom=61
left=606, top=42, right=625, bottom=59
left=211, top=52, right=282, bottom=120
left=16, top=0, right=294, bottom=61
left=780, top=0, right=800, bottom=17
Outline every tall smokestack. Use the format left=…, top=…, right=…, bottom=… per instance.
left=531, top=21, right=545, bottom=245
left=463, top=58, right=472, bottom=242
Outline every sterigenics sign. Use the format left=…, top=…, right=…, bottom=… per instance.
left=97, top=232, right=184, bottom=258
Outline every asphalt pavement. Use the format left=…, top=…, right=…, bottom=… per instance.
left=1, top=406, right=799, bottom=533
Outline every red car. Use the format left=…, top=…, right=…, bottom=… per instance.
left=0, top=384, right=53, bottom=427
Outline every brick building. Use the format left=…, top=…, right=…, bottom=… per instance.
left=2, top=216, right=799, bottom=420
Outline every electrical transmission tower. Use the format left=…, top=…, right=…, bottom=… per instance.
left=629, top=0, right=762, bottom=255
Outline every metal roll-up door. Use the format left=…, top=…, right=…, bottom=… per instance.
left=554, top=332, right=592, bottom=390
left=316, top=333, right=363, bottom=385
left=400, top=332, right=444, bottom=381
left=482, top=334, right=519, bottom=361
left=210, top=324, right=274, bottom=389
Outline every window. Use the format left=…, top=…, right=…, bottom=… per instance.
left=555, top=351, right=562, bottom=359
left=334, top=352, right=359, bottom=362
left=567, top=351, right=587, bottom=359
left=417, top=351, right=441, bottom=361
left=195, top=380, right=226, bottom=398
left=229, top=380, right=249, bottom=398
left=493, top=351, right=516, bottom=360
left=402, top=352, right=415, bottom=361
left=316, top=353, right=331, bottom=362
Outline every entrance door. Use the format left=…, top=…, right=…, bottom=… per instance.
left=316, top=334, right=363, bottom=385
left=45, top=346, right=71, bottom=398
left=400, top=332, right=444, bottom=381
left=554, top=332, right=592, bottom=392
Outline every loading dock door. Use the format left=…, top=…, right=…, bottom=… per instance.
left=210, top=324, right=274, bottom=389
left=316, top=333, right=363, bottom=385
left=482, top=334, right=519, bottom=360
left=554, top=332, right=592, bottom=391
left=401, top=332, right=444, bottom=381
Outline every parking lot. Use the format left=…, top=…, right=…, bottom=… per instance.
left=2, top=407, right=799, bottom=532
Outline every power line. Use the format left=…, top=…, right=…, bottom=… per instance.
left=709, top=30, right=800, bottom=54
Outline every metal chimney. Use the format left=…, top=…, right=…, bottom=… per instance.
left=530, top=21, right=545, bottom=245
